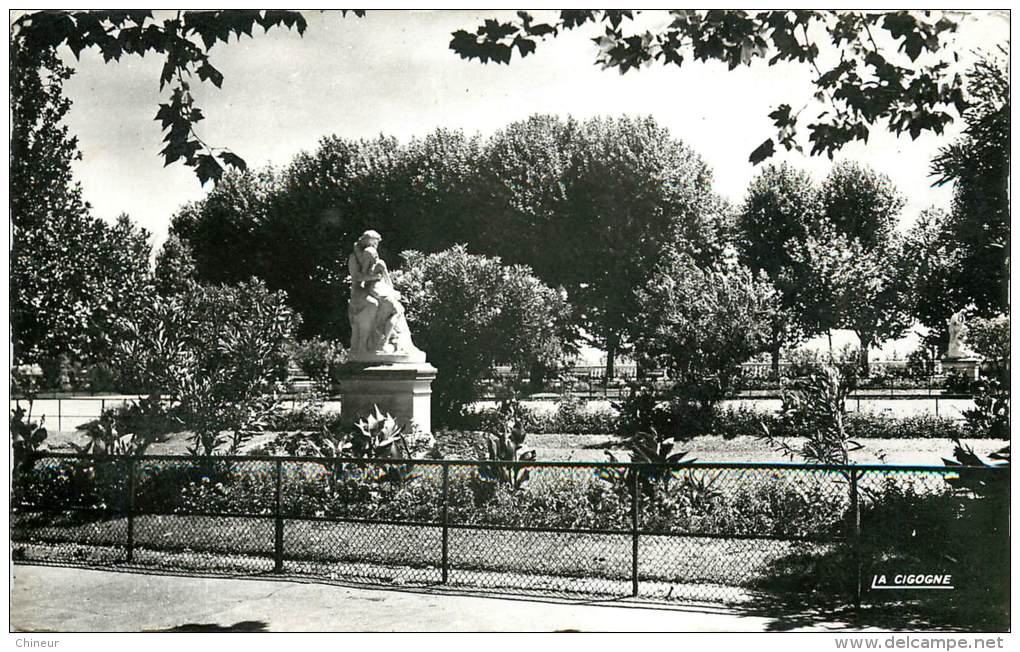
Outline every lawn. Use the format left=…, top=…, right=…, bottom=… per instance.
left=527, top=433, right=1008, bottom=465
left=11, top=511, right=829, bottom=604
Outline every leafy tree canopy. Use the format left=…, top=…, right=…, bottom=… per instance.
left=632, top=248, right=779, bottom=430
left=451, top=10, right=967, bottom=164
left=930, top=47, right=1010, bottom=316
left=736, top=163, right=820, bottom=366
left=821, top=160, right=905, bottom=250
left=479, top=114, right=729, bottom=379
left=898, top=207, right=964, bottom=348
left=11, top=40, right=153, bottom=366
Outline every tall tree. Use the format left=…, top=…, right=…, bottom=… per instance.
left=154, top=233, right=198, bottom=296
left=173, top=129, right=489, bottom=342
left=931, top=46, right=1010, bottom=317
left=11, top=42, right=153, bottom=365
left=736, top=163, right=819, bottom=373
left=898, top=207, right=964, bottom=354
left=481, top=114, right=727, bottom=381
left=790, top=221, right=912, bottom=374
left=451, top=10, right=968, bottom=164
left=821, top=161, right=904, bottom=250
left=820, top=162, right=909, bottom=373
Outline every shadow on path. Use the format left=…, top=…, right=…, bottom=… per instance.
left=152, top=620, right=269, bottom=633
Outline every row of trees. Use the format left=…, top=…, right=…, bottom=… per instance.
left=169, top=114, right=730, bottom=380
left=10, top=19, right=1007, bottom=430
left=170, top=58, right=1006, bottom=387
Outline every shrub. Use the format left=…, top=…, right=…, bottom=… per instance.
left=844, top=412, right=967, bottom=440
left=73, top=396, right=178, bottom=456
left=760, top=365, right=862, bottom=465
left=84, top=362, right=119, bottom=393
left=115, top=278, right=299, bottom=456
left=288, top=337, right=347, bottom=387
left=632, top=251, right=779, bottom=435
left=14, top=457, right=129, bottom=513
left=264, top=405, right=345, bottom=433
left=961, top=378, right=1010, bottom=440
left=395, top=245, right=571, bottom=424
left=11, top=402, right=48, bottom=480
left=967, top=314, right=1009, bottom=379
left=457, top=398, right=619, bottom=436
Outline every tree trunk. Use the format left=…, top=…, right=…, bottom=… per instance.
left=604, top=331, right=619, bottom=388
left=859, top=334, right=872, bottom=377
left=529, top=361, right=546, bottom=393
left=827, top=330, right=834, bottom=362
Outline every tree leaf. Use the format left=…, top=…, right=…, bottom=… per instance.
left=749, top=138, right=776, bottom=164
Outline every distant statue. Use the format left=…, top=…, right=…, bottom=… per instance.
left=945, top=310, right=976, bottom=358
left=347, top=230, right=424, bottom=362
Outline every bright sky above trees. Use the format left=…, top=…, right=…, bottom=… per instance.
left=54, top=9, right=1006, bottom=255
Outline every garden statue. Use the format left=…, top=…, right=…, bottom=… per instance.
left=942, top=309, right=982, bottom=380
left=347, top=230, right=425, bottom=363
left=339, top=229, right=436, bottom=433
left=946, top=310, right=976, bottom=358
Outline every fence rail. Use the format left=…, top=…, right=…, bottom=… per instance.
left=11, top=452, right=1009, bottom=616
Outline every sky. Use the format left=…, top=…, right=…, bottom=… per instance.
left=49, top=9, right=1009, bottom=358
left=57, top=10, right=1009, bottom=241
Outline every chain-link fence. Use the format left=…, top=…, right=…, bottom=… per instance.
left=11, top=453, right=1008, bottom=616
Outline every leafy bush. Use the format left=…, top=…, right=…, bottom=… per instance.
left=844, top=412, right=967, bottom=440
left=11, top=402, right=48, bottom=479
left=474, top=403, right=536, bottom=494
left=760, top=365, right=861, bottom=464
left=14, top=458, right=130, bottom=513
left=546, top=394, right=618, bottom=434
left=288, top=337, right=347, bottom=387
left=395, top=245, right=571, bottom=424
left=632, top=251, right=779, bottom=435
left=714, top=405, right=972, bottom=441
left=967, top=314, right=1009, bottom=378
left=88, top=363, right=122, bottom=393
left=264, top=405, right=345, bottom=433
left=458, top=398, right=618, bottom=436
left=960, top=379, right=1010, bottom=440
left=116, top=278, right=299, bottom=456
left=73, top=396, right=177, bottom=456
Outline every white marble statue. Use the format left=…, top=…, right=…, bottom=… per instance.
left=347, top=230, right=425, bottom=362
left=945, top=309, right=976, bottom=358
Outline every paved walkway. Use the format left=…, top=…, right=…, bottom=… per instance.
left=11, top=564, right=877, bottom=632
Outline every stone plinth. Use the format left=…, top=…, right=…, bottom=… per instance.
left=941, top=356, right=982, bottom=381
left=335, top=361, right=437, bottom=433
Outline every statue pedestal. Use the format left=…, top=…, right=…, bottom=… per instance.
left=941, top=356, right=982, bottom=381
left=335, top=361, right=437, bottom=433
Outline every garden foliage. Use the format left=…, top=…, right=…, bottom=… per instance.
left=395, top=245, right=571, bottom=423
left=115, top=278, right=298, bottom=456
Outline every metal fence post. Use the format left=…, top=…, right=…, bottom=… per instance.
left=441, top=464, right=450, bottom=584
left=631, top=466, right=640, bottom=597
left=274, top=459, right=284, bottom=574
left=850, top=467, right=862, bottom=610
left=126, top=457, right=136, bottom=563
